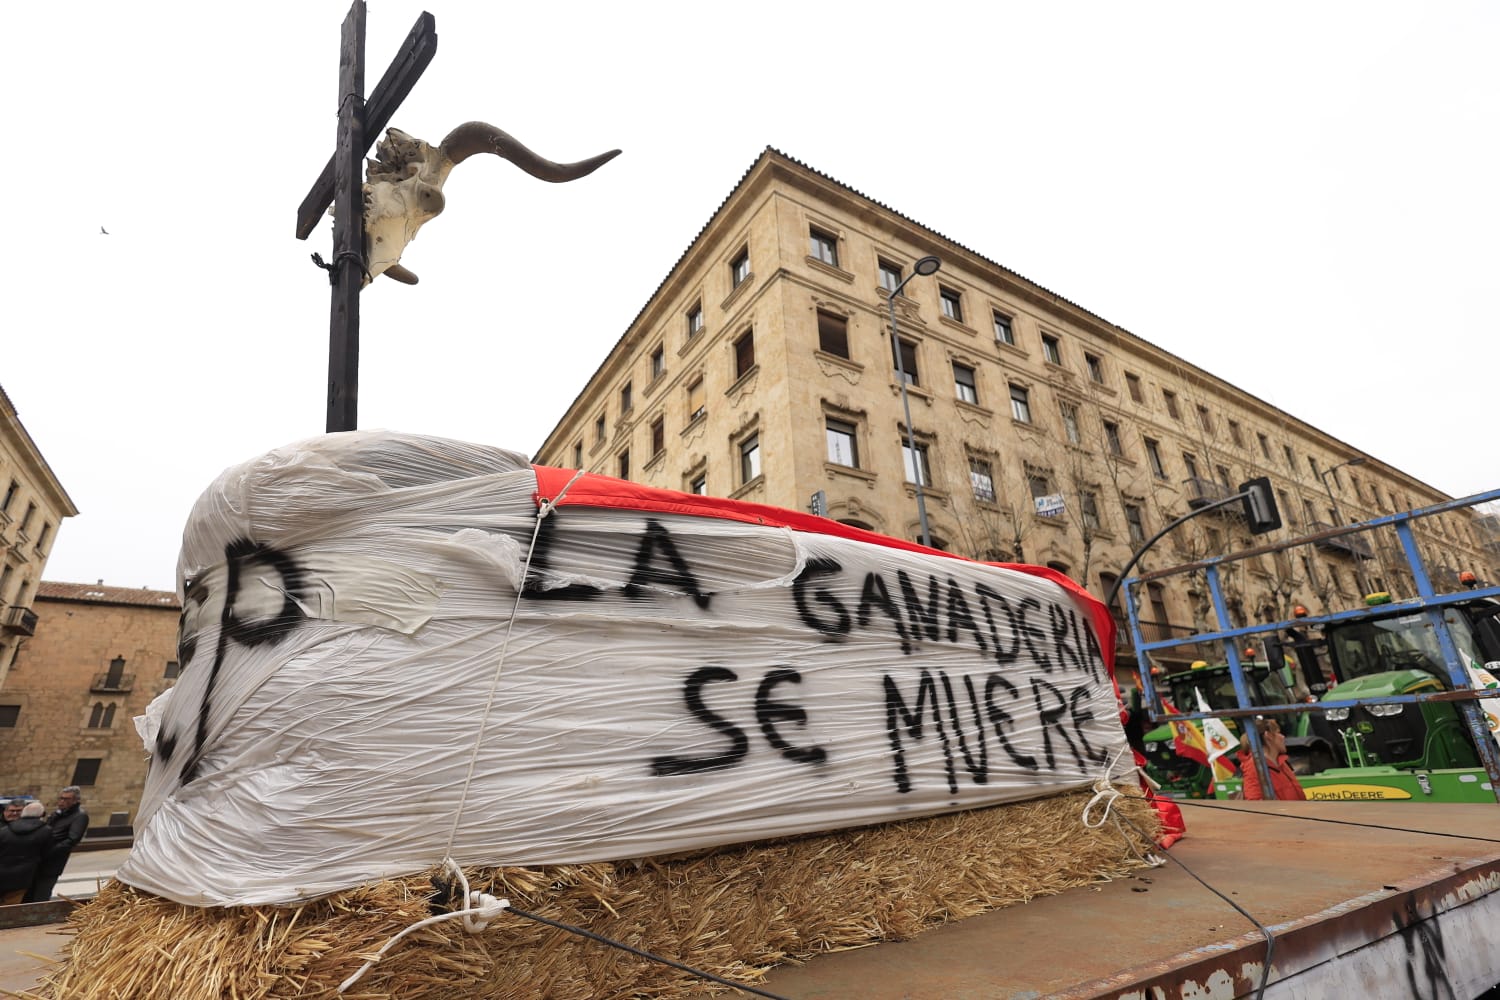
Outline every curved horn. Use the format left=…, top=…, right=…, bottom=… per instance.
left=438, top=121, right=621, bottom=182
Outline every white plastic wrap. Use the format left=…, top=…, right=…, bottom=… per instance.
left=121, top=431, right=1129, bottom=906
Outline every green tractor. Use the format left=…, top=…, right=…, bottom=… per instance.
left=1210, top=597, right=1500, bottom=801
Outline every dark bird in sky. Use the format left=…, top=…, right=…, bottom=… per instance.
left=100, top=226, right=109, bottom=235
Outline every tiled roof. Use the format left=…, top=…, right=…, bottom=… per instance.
left=38, top=581, right=180, bottom=609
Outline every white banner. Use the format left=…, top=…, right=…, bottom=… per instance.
left=122, top=432, right=1127, bottom=906
left=1034, top=493, right=1066, bottom=517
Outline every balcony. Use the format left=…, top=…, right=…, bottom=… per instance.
left=2, top=606, right=37, bottom=636
left=1309, top=521, right=1374, bottom=559
left=90, top=671, right=135, bottom=694
left=1184, top=477, right=1238, bottom=514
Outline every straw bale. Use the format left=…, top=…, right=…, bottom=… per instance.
left=40, top=788, right=1159, bottom=999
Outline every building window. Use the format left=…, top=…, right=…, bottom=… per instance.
left=19, top=503, right=36, bottom=536
left=1284, top=444, right=1297, bottom=472
left=650, top=416, right=666, bottom=458
left=1081, top=491, right=1101, bottom=532
left=1183, top=452, right=1200, bottom=479
left=1041, top=334, right=1062, bottom=366
left=1027, top=469, right=1053, bottom=501
left=33, top=522, right=51, bottom=554
left=618, top=449, right=631, bottom=479
left=1103, top=420, right=1124, bottom=456
left=164, top=660, right=181, bottom=679
left=817, top=311, right=850, bottom=358
left=686, top=301, right=703, bottom=339
left=1124, top=503, right=1146, bottom=544
left=1009, top=384, right=1032, bottom=423
left=1258, top=432, right=1271, bottom=460
left=1085, top=353, right=1104, bottom=383
left=0, top=705, right=19, bottom=728
left=1125, top=372, right=1143, bottom=403
left=734, top=329, right=756, bottom=379
left=878, top=259, right=903, bottom=295
left=0, top=480, right=16, bottom=513
left=731, top=247, right=750, bottom=288
left=620, top=381, right=633, bottom=413
left=740, top=434, right=761, bottom=483
left=595, top=413, right=607, bottom=443
left=1059, top=401, right=1081, bottom=445
left=1303, top=498, right=1319, bottom=525
left=1162, top=390, right=1180, bottom=420
left=939, top=286, right=963, bottom=322
left=1144, top=438, right=1166, bottom=479
left=1216, top=464, right=1232, bottom=488
left=71, top=758, right=102, bottom=787
left=1197, top=404, right=1213, bottom=433
left=969, top=458, right=996, bottom=502
left=953, top=363, right=978, bottom=404
left=1228, top=420, right=1244, bottom=447
left=690, top=472, right=707, bottom=495
left=993, top=311, right=1015, bottom=345
left=809, top=226, right=839, bottom=267
left=902, top=441, right=932, bottom=486
left=650, top=345, right=666, bottom=380
left=686, top=377, right=706, bottom=422
left=826, top=419, right=859, bottom=467
left=572, top=441, right=583, bottom=468
left=1279, top=489, right=1297, bottom=527
left=1308, top=456, right=1321, bottom=479
left=893, top=338, right=920, bottom=386
left=87, top=702, right=116, bottom=729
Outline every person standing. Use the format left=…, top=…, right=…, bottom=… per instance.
left=24, top=787, right=89, bottom=902
left=1, top=802, right=54, bottom=905
left=1238, top=718, right=1308, bottom=801
left=1, top=799, right=22, bottom=827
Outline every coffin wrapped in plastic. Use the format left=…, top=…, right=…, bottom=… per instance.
left=122, top=431, right=1130, bottom=906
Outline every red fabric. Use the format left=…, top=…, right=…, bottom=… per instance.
left=532, top=464, right=1179, bottom=842
left=1238, top=753, right=1307, bottom=801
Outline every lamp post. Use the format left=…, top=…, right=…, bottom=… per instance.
left=888, top=255, right=942, bottom=548
left=1319, top=456, right=1370, bottom=595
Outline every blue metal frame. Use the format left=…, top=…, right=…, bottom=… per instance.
left=1125, top=487, right=1500, bottom=802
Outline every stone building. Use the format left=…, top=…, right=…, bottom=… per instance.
left=0, top=582, right=180, bottom=829
left=0, top=384, right=77, bottom=689
left=534, top=149, right=1495, bottom=681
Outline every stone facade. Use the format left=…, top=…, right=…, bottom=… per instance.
left=534, top=150, right=1496, bottom=683
left=0, top=385, right=77, bottom=688
left=0, top=583, right=180, bottom=828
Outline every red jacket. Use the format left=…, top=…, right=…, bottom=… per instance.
left=1239, top=753, right=1307, bottom=801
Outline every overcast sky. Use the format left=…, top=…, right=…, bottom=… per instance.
left=5, top=1, right=1496, bottom=592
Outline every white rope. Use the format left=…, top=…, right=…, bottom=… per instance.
left=440, top=468, right=587, bottom=860
left=337, top=860, right=510, bottom=993
left=345, top=471, right=591, bottom=994
left=1082, top=745, right=1166, bottom=868
left=1081, top=745, right=1136, bottom=829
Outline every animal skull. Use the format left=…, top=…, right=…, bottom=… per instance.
left=358, top=122, right=620, bottom=286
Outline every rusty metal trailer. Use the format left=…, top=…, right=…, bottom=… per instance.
left=692, top=801, right=1500, bottom=999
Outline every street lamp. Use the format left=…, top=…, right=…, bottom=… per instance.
left=1319, top=456, right=1370, bottom=595
left=888, top=255, right=942, bottom=548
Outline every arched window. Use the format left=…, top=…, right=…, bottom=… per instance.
left=102, top=703, right=116, bottom=728
left=838, top=519, right=874, bottom=532
left=87, top=702, right=105, bottom=728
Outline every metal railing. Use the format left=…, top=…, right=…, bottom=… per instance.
left=1123, top=487, right=1500, bottom=803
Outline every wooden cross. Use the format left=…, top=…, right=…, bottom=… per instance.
left=295, top=2, right=437, bottom=433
